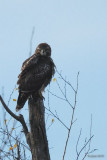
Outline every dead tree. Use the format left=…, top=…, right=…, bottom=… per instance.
left=0, top=95, right=50, bottom=160
left=28, top=96, right=50, bottom=160
left=0, top=71, right=96, bottom=160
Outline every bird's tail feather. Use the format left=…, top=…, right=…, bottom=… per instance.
left=16, top=91, right=29, bottom=112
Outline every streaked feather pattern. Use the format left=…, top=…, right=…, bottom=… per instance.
left=16, top=43, right=55, bottom=111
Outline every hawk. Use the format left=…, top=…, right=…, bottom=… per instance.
left=16, top=43, right=55, bottom=111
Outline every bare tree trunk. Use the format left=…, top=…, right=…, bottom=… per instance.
left=28, top=96, right=50, bottom=160
left=0, top=94, right=50, bottom=160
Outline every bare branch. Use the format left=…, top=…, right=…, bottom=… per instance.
left=56, top=68, right=76, bottom=92
left=0, top=129, right=30, bottom=151
left=0, top=95, right=31, bottom=148
left=29, top=26, right=35, bottom=57
left=48, top=82, right=74, bottom=109
left=0, top=95, right=20, bottom=122
left=76, top=135, right=94, bottom=160
left=56, top=79, right=74, bottom=108
left=76, top=129, right=82, bottom=156
left=62, top=72, right=79, bottom=160
left=0, top=149, right=13, bottom=160
left=45, top=106, right=69, bottom=130
left=16, top=139, right=20, bottom=160
left=7, top=84, right=16, bottom=107
left=48, top=90, right=66, bottom=101
left=76, top=115, right=96, bottom=160
left=6, top=125, right=15, bottom=160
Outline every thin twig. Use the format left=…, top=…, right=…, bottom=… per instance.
left=17, top=139, right=20, bottom=160
left=0, top=95, right=31, bottom=150
left=76, top=129, right=82, bottom=156
left=0, top=149, right=13, bottom=160
left=29, top=26, right=35, bottom=57
left=0, top=96, right=19, bottom=121
left=0, top=129, right=30, bottom=151
left=7, top=84, right=17, bottom=107
left=76, top=135, right=94, bottom=160
left=62, top=72, right=79, bottom=160
left=48, top=90, right=66, bottom=101
left=56, top=68, right=76, bottom=92
left=76, top=115, right=96, bottom=160
left=64, top=76, right=67, bottom=98
left=6, top=124, right=15, bottom=160
left=45, top=107, right=69, bottom=130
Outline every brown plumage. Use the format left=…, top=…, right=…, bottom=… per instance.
left=16, top=43, right=55, bottom=111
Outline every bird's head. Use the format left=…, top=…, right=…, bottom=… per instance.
left=35, top=43, right=51, bottom=57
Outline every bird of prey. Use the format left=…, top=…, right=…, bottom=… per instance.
left=16, top=43, right=55, bottom=111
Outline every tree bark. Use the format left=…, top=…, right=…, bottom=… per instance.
left=28, top=96, right=50, bottom=160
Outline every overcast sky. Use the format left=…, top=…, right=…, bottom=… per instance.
left=0, top=0, right=107, bottom=159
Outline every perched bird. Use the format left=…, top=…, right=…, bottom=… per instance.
left=16, top=43, right=55, bottom=111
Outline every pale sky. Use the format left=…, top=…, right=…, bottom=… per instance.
left=0, top=0, right=107, bottom=159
